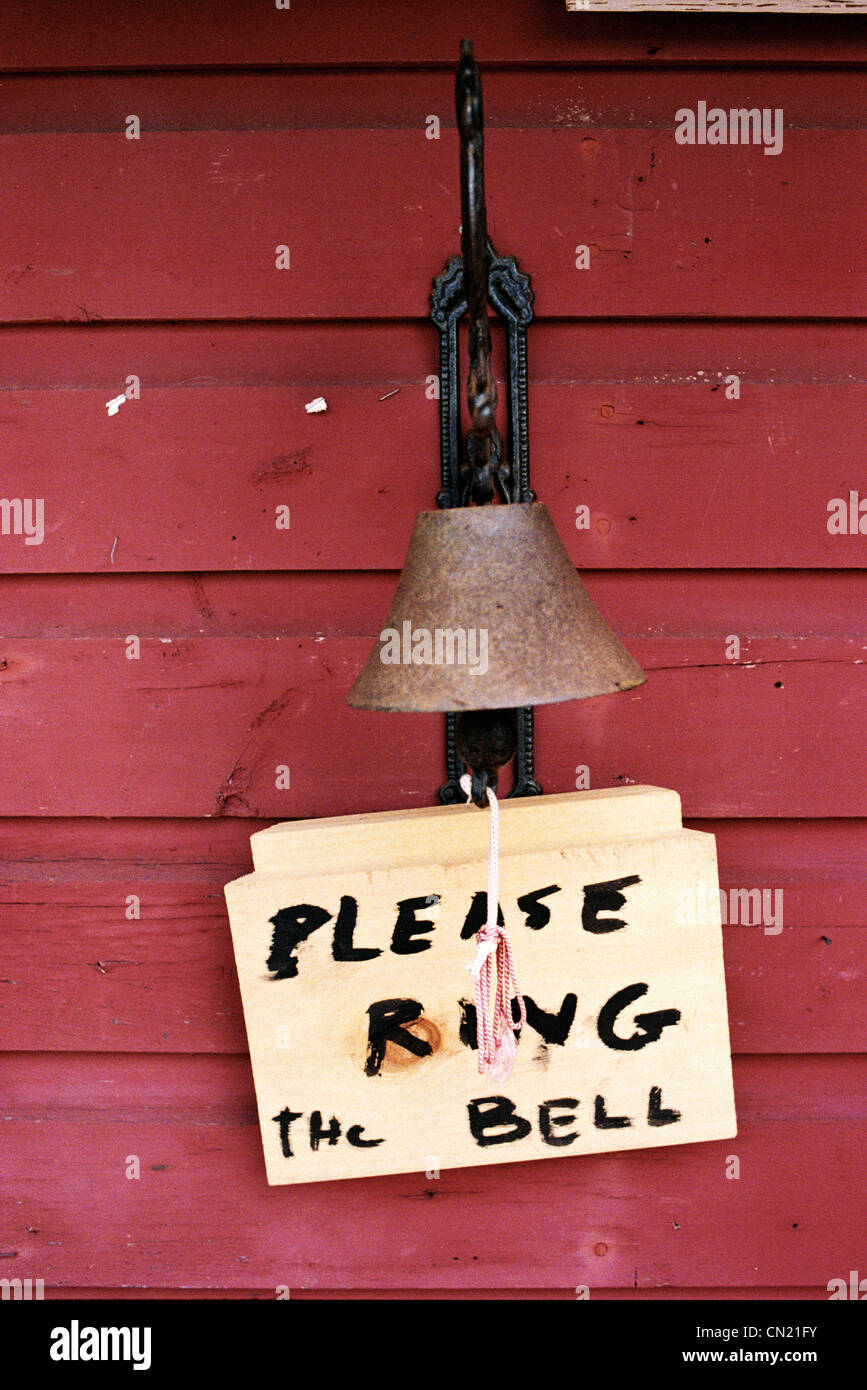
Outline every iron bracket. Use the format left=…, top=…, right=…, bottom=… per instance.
left=430, top=243, right=543, bottom=805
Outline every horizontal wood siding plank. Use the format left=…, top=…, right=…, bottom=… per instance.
left=1, top=1053, right=863, bottom=1289
left=2, top=1, right=864, bottom=70
left=2, top=322, right=864, bottom=390
left=1, top=130, right=864, bottom=322
left=0, top=885, right=861, bottom=1054
left=36, top=1286, right=833, bottom=1299
left=1, top=815, right=865, bottom=1055
left=2, top=379, right=865, bottom=572
left=0, top=630, right=863, bottom=817
left=2, top=569, right=866, bottom=639
left=1, top=70, right=864, bottom=134
left=1, top=813, right=863, bottom=883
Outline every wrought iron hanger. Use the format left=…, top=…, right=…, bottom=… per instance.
left=431, top=39, right=542, bottom=803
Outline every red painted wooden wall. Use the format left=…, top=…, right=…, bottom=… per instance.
left=1, top=1, right=865, bottom=1299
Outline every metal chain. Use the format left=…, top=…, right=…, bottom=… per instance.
left=456, top=39, right=509, bottom=505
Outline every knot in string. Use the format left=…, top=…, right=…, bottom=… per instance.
left=460, top=773, right=526, bottom=1081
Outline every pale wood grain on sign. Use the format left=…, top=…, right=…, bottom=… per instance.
left=225, top=787, right=736, bottom=1185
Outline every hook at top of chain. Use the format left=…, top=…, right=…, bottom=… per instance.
left=456, top=40, right=509, bottom=506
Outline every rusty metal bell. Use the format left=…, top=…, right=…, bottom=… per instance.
left=347, top=502, right=646, bottom=712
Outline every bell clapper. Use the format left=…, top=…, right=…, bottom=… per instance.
left=455, top=707, right=518, bottom=808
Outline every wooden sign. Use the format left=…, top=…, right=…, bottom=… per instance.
left=225, top=785, right=736, bottom=1185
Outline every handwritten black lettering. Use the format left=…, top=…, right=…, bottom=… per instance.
left=365, top=998, right=433, bottom=1076
left=391, top=895, right=440, bottom=954
left=273, top=1106, right=304, bottom=1157
left=333, top=895, right=382, bottom=963
left=647, top=1085, right=682, bottom=1126
left=594, top=1095, right=632, bottom=1129
left=582, top=875, right=641, bottom=934
left=267, top=904, right=332, bottom=979
left=467, top=1095, right=532, bottom=1147
left=516, top=884, right=562, bottom=930
left=460, top=891, right=504, bottom=940
left=309, top=1112, right=341, bottom=1150
left=523, top=992, right=578, bottom=1046
left=597, top=983, right=681, bottom=1051
left=346, top=1124, right=385, bottom=1148
left=539, top=1098, right=579, bottom=1146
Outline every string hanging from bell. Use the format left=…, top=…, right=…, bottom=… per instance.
left=460, top=773, right=526, bottom=1081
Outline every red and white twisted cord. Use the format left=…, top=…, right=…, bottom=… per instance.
left=460, top=774, right=526, bottom=1081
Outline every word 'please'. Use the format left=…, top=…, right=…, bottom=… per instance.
left=266, top=874, right=641, bottom=980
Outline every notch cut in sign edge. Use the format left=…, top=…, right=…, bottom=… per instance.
left=224, top=785, right=737, bottom=1186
